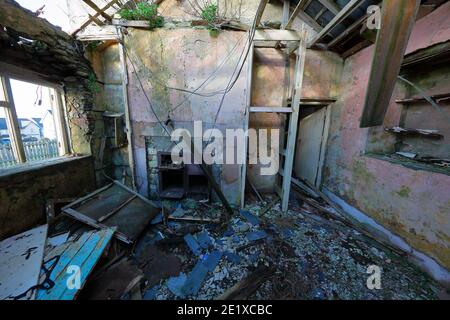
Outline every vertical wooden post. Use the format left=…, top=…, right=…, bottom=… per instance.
left=240, top=42, right=254, bottom=209
left=118, top=28, right=137, bottom=190
left=281, top=28, right=307, bottom=213
left=0, top=76, right=26, bottom=164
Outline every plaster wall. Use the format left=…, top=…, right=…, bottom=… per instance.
left=322, top=3, right=450, bottom=270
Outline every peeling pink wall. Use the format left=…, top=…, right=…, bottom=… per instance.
left=323, top=3, right=450, bottom=269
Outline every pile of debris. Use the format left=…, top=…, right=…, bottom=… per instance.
left=0, top=179, right=446, bottom=300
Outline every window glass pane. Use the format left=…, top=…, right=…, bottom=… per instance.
left=0, top=107, right=18, bottom=168
left=10, top=79, right=60, bottom=163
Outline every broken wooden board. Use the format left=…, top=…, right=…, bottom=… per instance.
left=36, top=228, right=115, bottom=300
left=81, top=258, right=143, bottom=300
left=0, top=225, right=48, bottom=300
left=62, top=181, right=160, bottom=244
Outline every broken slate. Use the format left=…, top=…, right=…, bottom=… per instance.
left=240, top=210, right=260, bottom=226
left=184, top=234, right=202, bottom=256
left=167, top=273, right=187, bottom=298
left=196, top=231, right=213, bottom=249
left=246, top=231, right=268, bottom=242
left=181, top=261, right=209, bottom=296
left=202, top=251, right=223, bottom=272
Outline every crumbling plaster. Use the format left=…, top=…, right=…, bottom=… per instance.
left=322, top=3, right=450, bottom=270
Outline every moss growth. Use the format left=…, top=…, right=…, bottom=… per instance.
left=87, top=72, right=101, bottom=94
left=396, top=186, right=411, bottom=198
left=119, top=3, right=164, bottom=29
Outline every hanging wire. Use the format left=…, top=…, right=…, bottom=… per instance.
left=398, top=75, right=450, bottom=124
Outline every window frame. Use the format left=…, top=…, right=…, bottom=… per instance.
left=0, top=75, right=71, bottom=167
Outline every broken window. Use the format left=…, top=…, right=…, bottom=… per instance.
left=0, top=76, right=70, bottom=169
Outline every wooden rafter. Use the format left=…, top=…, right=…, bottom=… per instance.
left=72, top=0, right=121, bottom=36
left=82, top=0, right=112, bottom=21
left=285, top=0, right=310, bottom=30
left=317, top=0, right=340, bottom=15
left=255, top=0, right=270, bottom=26
left=310, top=0, right=363, bottom=46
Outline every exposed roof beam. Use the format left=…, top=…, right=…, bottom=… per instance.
left=285, top=0, right=310, bottom=29
left=72, top=0, right=120, bottom=36
left=255, top=0, right=270, bottom=27
left=327, top=13, right=369, bottom=49
left=310, top=0, right=363, bottom=47
left=317, top=0, right=341, bottom=15
left=82, top=0, right=112, bottom=21
left=314, top=7, right=327, bottom=20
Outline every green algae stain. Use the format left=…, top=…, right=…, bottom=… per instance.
left=396, top=186, right=411, bottom=198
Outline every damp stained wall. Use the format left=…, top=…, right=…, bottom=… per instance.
left=124, top=28, right=248, bottom=205
left=0, top=156, right=96, bottom=240
left=322, top=3, right=450, bottom=270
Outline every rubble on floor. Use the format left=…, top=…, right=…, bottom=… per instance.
left=0, top=181, right=446, bottom=300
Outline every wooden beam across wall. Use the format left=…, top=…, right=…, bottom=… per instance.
left=360, top=0, right=421, bottom=128
left=309, top=0, right=363, bottom=47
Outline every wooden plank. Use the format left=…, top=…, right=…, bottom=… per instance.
left=36, top=228, right=115, bottom=300
left=112, top=19, right=153, bottom=28
left=254, top=30, right=303, bottom=42
left=281, top=27, right=307, bottom=213
left=0, top=225, right=48, bottom=300
left=76, top=25, right=118, bottom=41
left=360, top=0, right=421, bottom=127
left=216, top=266, right=274, bottom=300
left=250, top=107, right=292, bottom=113
left=0, top=76, right=26, bottom=163
left=285, top=0, right=310, bottom=30
left=240, top=43, right=254, bottom=209
left=310, top=0, right=363, bottom=47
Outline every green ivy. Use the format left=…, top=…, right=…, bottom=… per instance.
left=119, top=2, right=164, bottom=29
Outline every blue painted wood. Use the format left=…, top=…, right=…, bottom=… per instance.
left=36, top=228, right=114, bottom=300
